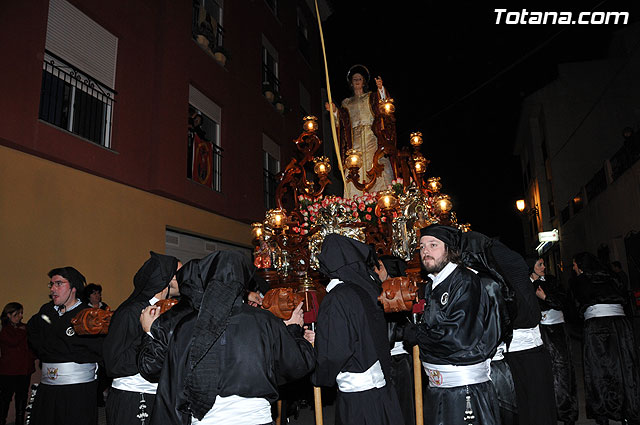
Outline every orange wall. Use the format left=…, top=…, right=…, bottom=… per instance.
left=0, top=145, right=251, bottom=317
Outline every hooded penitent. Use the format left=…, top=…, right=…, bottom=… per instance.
left=118, top=252, right=179, bottom=310
left=318, top=233, right=381, bottom=298
left=175, top=250, right=254, bottom=420
left=317, top=234, right=393, bottom=377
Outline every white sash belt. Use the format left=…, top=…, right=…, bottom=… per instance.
left=491, top=342, right=507, bottom=362
left=422, top=359, right=491, bottom=388
left=336, top=360, right=386, bottom=393
left=41, top=362, right=97, bottom=385
left=509, top=325, right=543, bottom=352
left=540, top=309, right=565, bottom=325
left=112, top=373, right=158, bottom=394
left=584, top=304, right=625, bottom=321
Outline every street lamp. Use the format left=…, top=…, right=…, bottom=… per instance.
left=516, top=199, right=538, bottom=217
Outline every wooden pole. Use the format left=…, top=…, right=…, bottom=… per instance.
left=313, top=385, right=324, bottom=425
left=275, top=399, right=282, bottom=425
left=413, top=344, right=424, bottom=425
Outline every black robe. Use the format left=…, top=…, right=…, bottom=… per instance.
left=387, top=312, right=415, bottom=425
left=139, top=301, right=315, bottom=425
left=572, top=272, right=640, bottom=423
left=416, top=265, right=501, bottom=425
left=382, top=256, right=415, bottom=425
left=137, top=252, right=315, bottom=425
left=312, top=234, right=402, bottom=425
left=27, top=301, right=104, bottom=425
left=103, top=252, right=178, bottom=425
left=313, top=283, right=403, bottom=425
left=535, top=275, right=578, bottom=424
left=484, top=238, right=556, bottom=425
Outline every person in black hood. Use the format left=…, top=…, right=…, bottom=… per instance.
left=458, top=230, right=556, bottom=425
left=312, top=234, right=403, bottom=425
left=375, top=255, right=415, bottom=425
left=458, top=231, right=518, bottom=425
left=137, top=251, right=315, bottom=425
left=571, top=252, right=640, bottom=425
left=103, top=251, right=179, bottom=425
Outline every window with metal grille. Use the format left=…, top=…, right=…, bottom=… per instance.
left=192, top=0, right=225, bottom=51
left=263, top=135, right=280, bottom=210
left=188, top=105, right=222, bottom=192
left=39, top=0, right=117, bottom=148
left=262, top=37, right=280, bottom=96
left=39, top=52, right=115, bottom=147
left=264, top=152, right=279, bottom=210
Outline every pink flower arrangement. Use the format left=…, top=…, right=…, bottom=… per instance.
left=296, top=193, right=381, bottom=229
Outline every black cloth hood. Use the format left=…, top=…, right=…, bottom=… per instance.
left=121, top=252, right=178, bottom=308
left=379, top=255, right=407, bottom=278
left=318, top=234, right=381, bottom=298
left=177, top=250, right=254, bottom=419
left=176, top=250, right=253, bottom=310
left=460, top=231, right=541, bottom=329
left=419, top=224, right=461, bottom=249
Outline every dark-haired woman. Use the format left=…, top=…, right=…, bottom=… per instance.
left=571, top=252, right=640, bottom=425
left=84, top=283, right=109, bottom=310
left=0, top=302, right=36, bottom=425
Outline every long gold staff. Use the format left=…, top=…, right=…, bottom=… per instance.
left=314, top=0, right=346, bottom=189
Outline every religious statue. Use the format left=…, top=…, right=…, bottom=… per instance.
left=326, top=64, right=397, bottom=199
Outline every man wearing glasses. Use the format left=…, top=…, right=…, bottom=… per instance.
left=27, top=266, right=104, bottom=425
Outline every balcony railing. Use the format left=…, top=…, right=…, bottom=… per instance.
left=192, top=4, right=225, bottom=51
left=38, top=51, right=116, bottom=148
left=262, top=64, right=280, bottom=96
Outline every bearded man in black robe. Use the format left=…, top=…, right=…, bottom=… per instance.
left=103, top=252, right=179, bottom=425
left=411, top=224, right=501, bottom=425
left=312, top=234, right=403, bottom=425
left=137, top=251, right=316, bottom=425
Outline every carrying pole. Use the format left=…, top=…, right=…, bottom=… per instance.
left=311, top=321, right=323, bottom=425
left=413, top=344, right=424, bottom=425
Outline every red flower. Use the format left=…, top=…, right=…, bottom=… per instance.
left=365, top=214, right=372, bottom=221
left=366, top=207, right=372, bottom=212
left=358, top=203, right=365, bottom=211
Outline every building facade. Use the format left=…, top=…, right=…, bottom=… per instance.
left=514, top=24, right=640, bottom=288
left=0, top=0, right=331, bottom=311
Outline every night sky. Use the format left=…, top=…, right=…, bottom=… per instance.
left=321, top=0, right=639, bottom=254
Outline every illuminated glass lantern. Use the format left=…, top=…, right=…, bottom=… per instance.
left=377, top=189, right=398, bottom=211
left=346, top=149, right=363, bottom=170
left=427, top=177, right=442, bottom=193
left=410, top=132, right=423, bottom=148
left=436, top=194, right=453, bottom=213
left=313, top=156, right=331, bottom=178
left=303, top=115, right=318, bottom=133
left=251, top=222, right=264, bottom=240
left=266, top=208, right=286, bottom=229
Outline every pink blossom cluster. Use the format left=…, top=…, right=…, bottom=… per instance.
left=293, top=193, right=382, bottom=234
